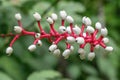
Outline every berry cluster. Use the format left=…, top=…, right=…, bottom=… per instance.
left=4, top=10, right=113, bottom=61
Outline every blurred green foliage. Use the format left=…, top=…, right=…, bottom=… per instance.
left=0, top=0, right=120, bottom=80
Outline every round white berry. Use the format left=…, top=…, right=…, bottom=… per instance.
left=78, top=48, right=85, bottom=55
left=102, top=37, right=109, bottom=43
left=59, top=10, right=67, bottom=19
left=101, top=28, right=108, bottom=36
left=70, top=46, right=74, bottom=51
left=33, top=12, right=41, bottom=21
left=76, top=37, right=85, bottom=44
left=62, top=49, right=71, bottom=59
left=66, top=36, right=75, bottom=44
left=37, top=40, right=42, bottom=46
left=59, top=26, right=66, bottom=33
left=86, top=26, right=95, bottom=33
left=88, top=52, right=95, bottom=61
left=105, top=46, right=113, bottom=52
left=14, top=26, right=22, bottom=33
left=49, top=44, right=57, bottom=52
left=95, top=22, right=102, bottom=30
left=51, top=13, right=58, bottom=21
left=53, top=49, right=61, bottom=57
left=66, top=26, right=71, bottom=34
left=6, top=47, right=13, bottom=55
left=35, top=33, right=41, bottom=38
left=28, top=44, right=36, bottom=52
left=73, top=25, right=81, bottom=35
left=15, top=13, right=22, bottom=20
left=82, top=16, right=87, bottom=24
left=46, top=17, right=53, bottom=24
left=84, top=17, right=92, bottom=26
left=66, top=16, right=74, bottom=23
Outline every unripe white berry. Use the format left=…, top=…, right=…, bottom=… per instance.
left=59, top=10, right=67, bottom=19
left=46, top=17, right=53, bottom=24
left=105, top=46, right=113, bottom=52
left=33, top=12, right=41, bottom=21
left=53, top=49, right=61, bottom=57
left=15, top=13, right=22, bottom=20
left=51, top=13, right=58, bottom=21
left=82, top=16, right=87, bottom=24
left=66, top=36, right=75, bottom=44
left=6, top=47, right=13, bottom=55
left=66, top=16, right=74, bottom=23
left=49, top=44, right=57, bottom=52
left=76, top=37, right=85, bottom=44
left=101, top=28, right=108, bottom=36
left=78, top=48, right=85, bottom=55
left=14, top=26, right=22, bottom=33
left=28, top=44, right=36, bottom=52
left=83, top=33, right=86, bottom=37
left=86, top=26, right=95, bottom=33
left=59, top=26, right=66, bottom=33
left=35, top=33, right=41, bottom=38
left=66, top=26, right=71, bottom=34
left=88, top=52, right=95, bottom=61
left=62, top=49, right=71, bottom=59
left=84, top=17, right=92, bottom=26
left=102, top=37, right=109, bottom=43
left=95, top=22, right=102, bottom=30
left=37, top=40, right=42, bottom=46
left=73, top=25, right=81, bottom=35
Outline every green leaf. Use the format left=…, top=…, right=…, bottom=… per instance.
left=27, top=70, right=62, bottom=80
left=0, top=72, right=13, bottom=80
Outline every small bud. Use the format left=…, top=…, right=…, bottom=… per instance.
left=15, top=13, right=22, bottom=20
left=46, top=17, right=53, bottom=24
left=105, top=46, right=113, bottom=52
left=49, top=44, right=57, bottom=52
left=14, top=26, right=22, bottom=33
left=6, top=47, right=13, bottom=55
left=88, top=52, right=95, bottom=61
left=76, top=37, right=85, bottom=44
left=59, top=26, right=66, bottom=33
left=62, top=49, right=71, bottom=59
left=102, top=37, right=109, bottom=43
left=51, top=13, right=58, bottom=21
left=59, top=10, right=67, bottom=19
left=66, top=16, right=74, bottom=23
left=66, top=26, right=71, bottom=34
left=53, top=49, right=61, bottom=57
left=73, top=25, right=81, bottom=35
left=101, top=28, right=108, bottom=36
left=28, top=44, right=36, bottom=52
left=95, top=22, right=102, bottom=30
left=33, top=12, right=41, bottom=21
left=37, top=40, right=42, bottom=46
left=66, top=36, right=75, bottom=44
left=35, top=33, right=41, bottom=38
left=86, top=26, right=95, bottom=33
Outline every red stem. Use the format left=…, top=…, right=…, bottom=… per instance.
left=9, top=35, right=20, bottom=47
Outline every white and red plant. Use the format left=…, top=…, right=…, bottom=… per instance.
left=1, top=10, right=113, bottom=61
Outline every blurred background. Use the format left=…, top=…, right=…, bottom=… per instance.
left=0, top=0, right=120, bottom=80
